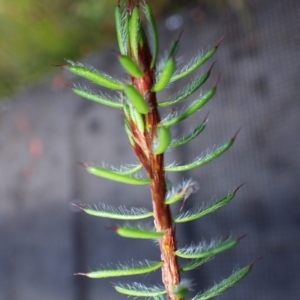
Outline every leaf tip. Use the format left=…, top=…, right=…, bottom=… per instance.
left=177, top=29, right=184, bottom=41
left=64, top=84, right=74, bottom=90
left=215, top=33, right=227, bottom=48
left=203, top=111, right=210, bottom=123
left=250, top=256, right=263, bottom=267
left=233, top=183, right=246, bottom=194
left=238, top=233, right=248, bottom=241
left=213, top=73, right=221, bottom=88
left=51, top=64, right=68, bottom=69
left=71, top=203, right=84, bottom=210
left=232, top=127, right=242, bottom=140
left=74, top=272, right=88, bottom=276
left=77, top=161, right=89, bottom=169
left=209, top=60, right=217, bottom=73
left=107, top=225, right=118, bottom=232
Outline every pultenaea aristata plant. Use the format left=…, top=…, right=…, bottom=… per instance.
left=63, top=1, right=258, bottom=299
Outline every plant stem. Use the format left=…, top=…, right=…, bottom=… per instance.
left=129, top=34, right=182, bottom=299
left=146, top=107, right=181, bottom=300
left=151, top=175, right=181, bottom=300
left=139, top=104, right=181, bottom=300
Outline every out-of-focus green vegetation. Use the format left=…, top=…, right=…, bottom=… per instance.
left=0, top=0, right=170, bottom=99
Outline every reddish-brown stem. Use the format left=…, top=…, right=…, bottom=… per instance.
left=128, top=28, right=182, bottom=300
left=143, top=102, right=181, bottom=300
left=145, top=100, right=181, bottom=300
left=150, top=155, right=181, bottom=300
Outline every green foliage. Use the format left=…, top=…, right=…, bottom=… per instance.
left=75, top=260, right=163, bottom=278
left=72, top=85, right=123, bottom=108
left=115, top=225, right=165, bottom=239
left=73, top=202, right=153, bottom=220
left=66, top=61, right=124, bottom=90
left=174, top=184, right=244, bottom=223
left=175, top=237, right=241, bottom=259
left=64, top=1, right=257, bottom=299
left=123, top=85, right=150, bottom=114
left=191, top=260, right=259, bottom=300
left=152, top=57, right=176, bottom=92
left=0, top=0, right=111, bottom=98
left=114, top=282, right=166, bottom=297
left=82, top=163, right=152, bottom=185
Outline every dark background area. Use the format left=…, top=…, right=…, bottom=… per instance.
left=0, top=0, right=300, bottom=299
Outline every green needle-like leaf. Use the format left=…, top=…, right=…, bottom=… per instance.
left=181, top=256, right=214, bottom=272
left=115, top=4, right=127, bottom=55
left=115, top=282, right=166, bottom=297
left=119, top=54, right=144, bottom=78
left=72, top=86, right=123, bottom=109
left=114, top=164, right=143, bottom=175
left=159, top=63, right=215, bottom=107
left=66, top=61, right=123, bottom=90
left=174, top=184, right=243, bottom=223
left=124, top=85, right=149, bottom=114
left=129, top=105, right=145, bottom=133
left=115, top=225, right=165, bottom=239
left=75, top=260, right=163, bottom=278
left=168, top=31, right=183, bottom=59
left=160, top=87, right=216, bottom=128
left=72, top=202, right=153, bottom=220
left=144, top=2, right=159, bottom=69
left=169, top=117, right=207, bottom=148
left=165, top=131, right=239, bottom=172
left=82, top=164, right=152, bottom=185
left=124, top=121, right=135, bottom=146
left=152, top=57, right=176, bottom=92
left=171, top=36, right=224, bottom=82
left=192, top=260, right=259, bottom=300
left=175, top=237, right=240, bottom=259
left=129, top=5, right=140, bottom=60
left=154, top=126, right=171, bottom=154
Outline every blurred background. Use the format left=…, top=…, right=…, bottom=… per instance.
left=0, top=0, right=299, bottom=299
